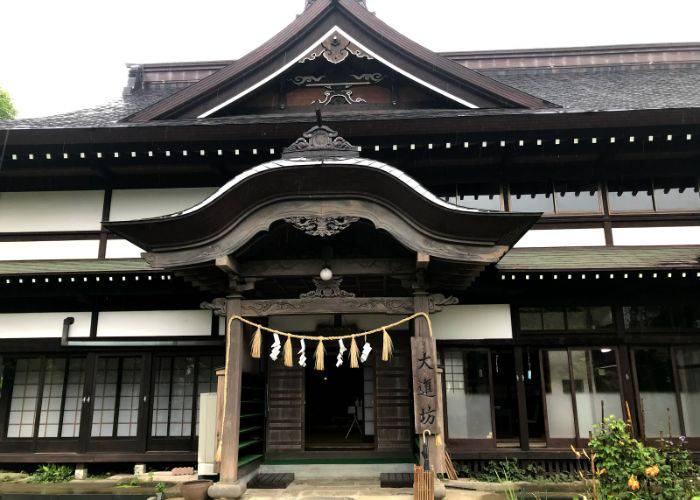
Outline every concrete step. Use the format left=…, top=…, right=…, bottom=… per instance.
left=258, top=463, right=413, bottom=480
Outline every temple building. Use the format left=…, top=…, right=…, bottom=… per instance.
left=0, top=0, right=699, bottom=493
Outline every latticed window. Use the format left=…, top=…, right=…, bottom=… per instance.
left=6, top=357, right=85, bottom=439
left=443, top=350, right=464, bottom=392
left=151, top=355, right=223, bottom=438
left=91, top=357, right=143, bottom=438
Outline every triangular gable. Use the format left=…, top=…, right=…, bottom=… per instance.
left=125, top=0, right=553, bottom=122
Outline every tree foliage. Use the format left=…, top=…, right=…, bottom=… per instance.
left=0, top=87, right=17, bottom=120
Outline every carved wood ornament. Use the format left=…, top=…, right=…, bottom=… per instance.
left=284, top=215, right=359, bottom=236
left=300, top=32, right=373, bottom=65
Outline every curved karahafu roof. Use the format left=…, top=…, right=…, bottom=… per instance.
left=104, top=125, right=540, bottom=269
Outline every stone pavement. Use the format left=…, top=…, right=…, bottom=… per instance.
left=238, top=478, right=504, bottom=499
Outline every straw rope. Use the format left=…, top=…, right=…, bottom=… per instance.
left=215, top=311, right=434, bottom=464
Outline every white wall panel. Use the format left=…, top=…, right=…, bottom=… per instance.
left=110, top=188, right=217, bottom=221
left=515, top=228, right=606, bottom=248
left=343, top=314, right=409, bottom=331
left=0, top=240, right=99, bottom=260
left=0, top=312, right=91, bottom=338
left=433, top=305, right=512, bottom=340
left=0, top=191, right=104, bottom=232
left=97, top=310, right=212, bottom=337
left=105, top=239, right=143, bottom=258
left=613, top=226, right=700, bottom=246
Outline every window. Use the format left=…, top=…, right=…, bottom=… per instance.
left=443, top=350, right=492, bottom=439
left=152, top=355, right=223, bottom=438
left=607, top=180, right=655, bottom=213
left=653, top=178, right=700, bottom=212
left=519, top=306, right=614, bottom=332
left=91, top=357, right=142, bottom=438
left=152, top=357, right=195, bottom=437
left=676, top=348, right=700, bottom=437
left=542, top=350, right=576, bottom=439
left=553, top=182, right=602, bottom=214
left=633, top=348, right=682, bottom=437
left=509, top=182, right=555, bottom=213
left=6, top=357, right=86, bottom=439
left=571, top=349, right=623, bottom=438
left=623, top=304, right=700, bottom=331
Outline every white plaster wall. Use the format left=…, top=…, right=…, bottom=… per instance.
left=612, top=226, right=700, bottom=246
left=105, top=239, right=143, bottom=258
left=97, top=310, right=212, bottom=337
left=0, top=312, right=91, bottom=338
left=515, top=228, right=606, bottom=248
left=432, top=305, right=512, bottom=340
left=0, top=240, right=99, bottom=260
left=0, top=190, right=104, bottom=232
left=343, top=314, right=409, bottom=331
left=110, top=188, right=217, bottom=221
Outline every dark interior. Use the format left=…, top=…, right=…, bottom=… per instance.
left=305, top=348, right=373, bottom=450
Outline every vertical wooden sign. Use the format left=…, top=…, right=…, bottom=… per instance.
left=410, top=336, right=439, bottom=435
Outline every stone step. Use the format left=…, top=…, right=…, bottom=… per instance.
left=258, top=463, right=413, bottom=480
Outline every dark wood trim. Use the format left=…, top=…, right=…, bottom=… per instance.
left=0, top=232, right=102, bottom=242
left=514, top=347, right=529, bottom=451
left=670, top=348, right=686, bottom=437
left=98, top=188, right=113, bottom=259
left=0, top=451, right=197, bottom=463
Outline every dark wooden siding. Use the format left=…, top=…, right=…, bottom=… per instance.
left=265, top=364, right=304, bottom=452
left=374, top=337, right=413, bottom=452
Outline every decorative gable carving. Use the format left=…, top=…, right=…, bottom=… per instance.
left=300, top=32, right=373, bottom=65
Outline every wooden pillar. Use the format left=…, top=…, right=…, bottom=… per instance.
left=219, top=295, right=244, bottom=484
left=412, top=292, right=445, bottom=473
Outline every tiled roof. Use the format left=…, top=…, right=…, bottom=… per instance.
left=498, top=246, right=700, bottom=272
left=0, top=258, right=158, bottom=276
left=483, top=64, right=700, bottom=111
left=2, top=64, right=700, bottom=130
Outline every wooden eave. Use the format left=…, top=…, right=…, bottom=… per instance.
left=4, top=107, right=700, bottom=147
left=124, top=0, right=551, bottom=122
left=104, top=160, right=539, bottom=253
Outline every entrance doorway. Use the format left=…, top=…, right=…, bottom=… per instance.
left=491, top=349, right=520, bottom=446
left=305, top=353, right=375, bottom=450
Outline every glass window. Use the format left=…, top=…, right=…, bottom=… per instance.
left=542, top=351, right=576, bottom=438
left=443, top=350, right=492, bottom=439
left=91, top=357, right=142, bottom=438
left=519, top=306, right=613, bottom=332
left=653, top=179, right=700, bottom=212
left=607, top=180, right=654, bottom=213
left=554, top=182, right=602, bottom=213
left=6, top=357, right=85, bottom=439
left=7, top=358, right=41, bottom=438
left=571, top=349, right=623, bottom=438
left=509, top=183, right=555, bottom=213
left=195, top=356, right=223, bottom=436
left=634, top=349, right=681, bottom=437
left=623, top=305, right=700, bottom=331
left=676, top=348, right=700, bottom=437
left=152, top=357, right=195, bottom=437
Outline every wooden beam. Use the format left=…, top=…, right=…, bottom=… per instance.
left=219, top=296, right=244, bottom=483
left=416, top=253, right=430, bottom=270
left=240, top=294, right=457, bottom=316
left=215, top=255, right=240, bottom=276
left=239, top=258, right=415, bottom=278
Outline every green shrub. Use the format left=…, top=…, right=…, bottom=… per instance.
left=27, top=464, right=73, bottom=483
left=456, top=457, right=577, bottom=483
left=583, top=415, right=698, bottom=499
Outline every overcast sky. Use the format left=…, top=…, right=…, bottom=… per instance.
left=2, top=0, right=699, bottom=118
